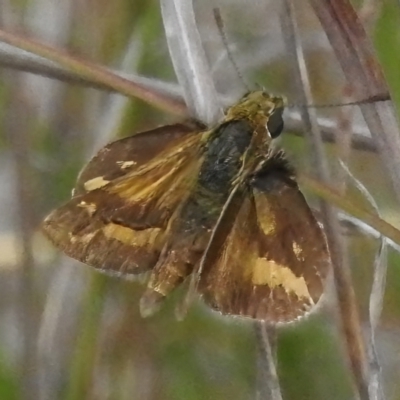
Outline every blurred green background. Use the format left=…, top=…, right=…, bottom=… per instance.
left=1, top=0, right=400, bottom=399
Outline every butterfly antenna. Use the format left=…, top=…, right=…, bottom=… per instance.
left=287, top=93, right=391, bottom=109
left=213, top=7, right=251, bottom=92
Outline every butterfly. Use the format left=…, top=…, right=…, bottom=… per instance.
left=42, top=90, right=330, bottom=323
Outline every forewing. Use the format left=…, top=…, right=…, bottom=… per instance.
left=43, top=125, right=205, bottom=277
left=75, top=123, right=200, bottom=195
left=199, top=172, right=330, bottom=323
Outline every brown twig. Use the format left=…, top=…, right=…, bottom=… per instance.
left=0, top=28, right=187, bottom=118
left=0, top=48, right=183, bottom=101
left=0, top=39, right=383, bottom=156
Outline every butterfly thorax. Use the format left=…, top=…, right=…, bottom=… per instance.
left=223, top=91, right=286, bottom=177
left=225, top=91, right=284, bottom=132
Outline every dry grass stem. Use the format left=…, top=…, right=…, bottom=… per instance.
left=339, top=161, right=387, bottom=399
left=280, top=1, right=369, bottom=398
left=0, top=28, right=187, bottom=117
left=6, top=83, right=39, bottom=400
left=254, top=322, right=283, bottom=400
left=160, top=0, right=222, bottom=124
left=310, top=0, right=400, bottom=203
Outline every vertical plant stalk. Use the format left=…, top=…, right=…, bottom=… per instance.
left=367, top=242, right=387, bottom=400
left=254, top=323, right=282, bottom=400
left=65, top=274, right=108, bottom=400
left=6, top=87, right=38, bottom=400
left=160, top=0, right=222, bottom=125
left=280, top=1, right=369, bottom=399
left=332, top=88, right=354, bottom=193
left=37, top=262, right=76, bottom=400
left=339, top=161, right=387, bottom=400
left=309, top=0, right=400, bottom=204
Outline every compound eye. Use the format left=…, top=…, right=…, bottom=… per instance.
left=266, top=107, right=284, bottom=138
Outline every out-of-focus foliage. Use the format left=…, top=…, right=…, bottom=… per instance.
left=1, top=1, right=400, bottom=400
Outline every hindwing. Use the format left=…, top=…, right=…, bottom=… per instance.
left=199, top=155, right=330, bottom=323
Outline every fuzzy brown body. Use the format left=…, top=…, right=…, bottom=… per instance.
left=43, top=91, right=331, bottom=323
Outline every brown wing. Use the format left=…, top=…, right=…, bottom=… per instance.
left=199, top=169, right=330, bottom=323
left=43, top=125, right=206, bottom=277
left=75, top=123, right=201, bottom=195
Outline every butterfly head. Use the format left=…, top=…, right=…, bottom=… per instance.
left=225, top=91, right=286, bottom=139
